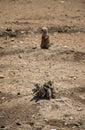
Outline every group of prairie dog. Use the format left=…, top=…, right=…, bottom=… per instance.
left=40, top=27, right=50, bottom=49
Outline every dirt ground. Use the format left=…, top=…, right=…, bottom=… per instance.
left=0, top=0, right=85, bottom=130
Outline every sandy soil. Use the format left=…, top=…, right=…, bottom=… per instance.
left=0, top=0, right=85, bottom=130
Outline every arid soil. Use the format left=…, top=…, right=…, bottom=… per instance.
left=0, top=0, right=85, bottom=130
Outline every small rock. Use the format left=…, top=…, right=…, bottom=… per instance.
left=44, top=118, right=48, bottom=122
left=20, top=41, right=24, bottom=44
left=60, top=0, right=64, bottom=3
left=2, top=97, right=5, bottom=100
left=32, top=47, right=37, bottom=49
left=21, top=31, right=25, bottom=34
left=65, top=14, right=68, bottom=17
left=11, top=38, right=15, bottom=42
left=18, top=54, right=22, bottom=58
left=72, top=126, right=76, bottom=129
left=73, top=76, right=77, bottom=80
left=16, top=122, right=21, bottom=126
left=32, top=115, right=36, bottom=118
left=76, top=9, right=80, bottom=12
left=0, top=125, right=5, bottom=128
left=77, top=108, right=83, bottom=111
left=6, top=28, right=12, bottom=32
left=69, top=116, right=73, bottom=120
left=0, top=76, right=4, bottom=79
left=0, top=46, right=3, bottom=49
left=64, top=122, right=68, bottom=126
left=17, top=92, right=20, bottom=95
left=63, top=45, right=68, bottom=48
left=12, top=72, right=16, bottom=75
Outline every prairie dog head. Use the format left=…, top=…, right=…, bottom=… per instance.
left=41, top=27, right=48, bottom=36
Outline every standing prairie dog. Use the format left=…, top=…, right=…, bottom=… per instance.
left=41, top=27, right=50, bottom=49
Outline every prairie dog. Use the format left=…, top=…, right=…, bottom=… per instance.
left=41, top=27, right=50, bottom=49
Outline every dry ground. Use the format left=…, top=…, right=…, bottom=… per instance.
left=0, top=0, right=85, bottom=130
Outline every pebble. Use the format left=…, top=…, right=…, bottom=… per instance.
left=11, top=38, right=15, bottom=42
left=32, top=115, right=36, bottom=118
left=60, top=1, right=64, bottom=3
left=21, top=31, right=25, bottom=34
left=64, top=122, right=68, bottom=126
left=44, top=118, right=48, bottom=122
left=73, top=76, right=77, bottom=80
left=18, top=54, right=22, bottom=58
left=17, top=92, right=20, bottom=95
left=2, top=97, right=5, bottom=100
left=0, top=125, right=5, bottom=129
left=12, top=72, right=16, bottom=75
left=20, top=41, right=24, bottom=44
left=32, top=47, right=37, bottom=49
left=72, top=126, right=76, bottom=129
left=0, top=46, right=3, bottom=49
left=16, top=122, right=21, bottom=126
left=63, top=45, right=68, bottom=48
left=77, top=108, right=83, bottom=111
left=0, top=76, right=4, bottom=79
left=69, top=116, right=73, bottom=120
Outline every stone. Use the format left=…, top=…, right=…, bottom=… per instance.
left=17, top=92, right=20, bottom=95
left=18, top=54, right=22, bottom=58
left=0, top=76, right=4, bottom=79
left=0, top=125, right=5, bottom=129
left=16, top=122, right=21, bottom=126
